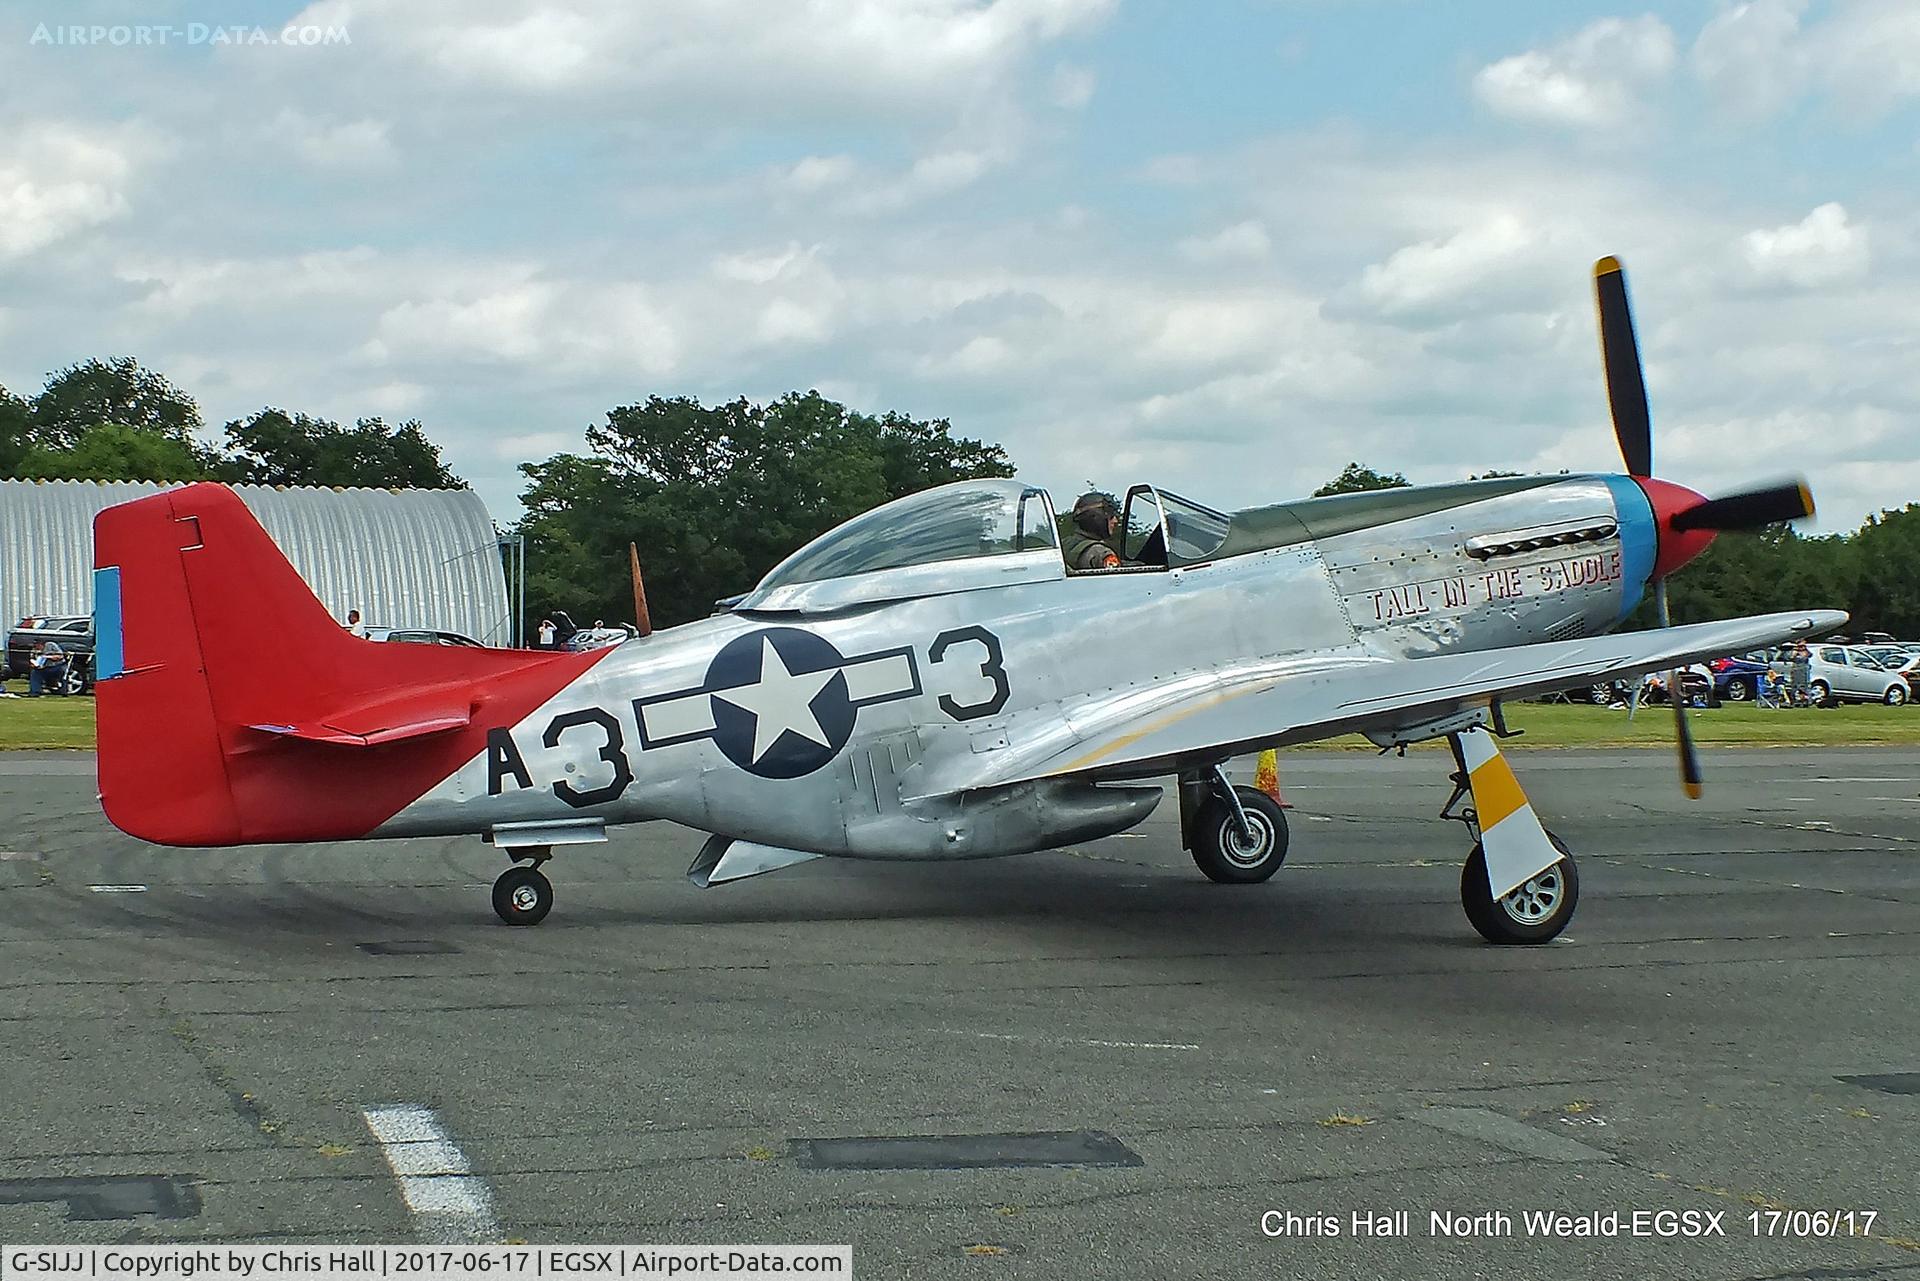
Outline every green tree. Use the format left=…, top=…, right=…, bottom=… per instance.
left=1851, top=505, right=1920, bottom=637
left=1313, top=461, right=1410, bottom=496
left=11, top=421, right=212, bottom=482
left=517, top=391, right=1013, bottom=630
left=0, top=384, right=30, bottom=475
left=31, top=357, right=202, bottom=451
left=220, top=408, right=461, bottom=488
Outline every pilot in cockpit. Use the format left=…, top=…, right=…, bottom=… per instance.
left=1061, top=492, right=1137, bottom=572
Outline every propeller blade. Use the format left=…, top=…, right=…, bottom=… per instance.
left=1669, top=482, right=1814, bottom=532
left=1594, top=256, right=1653, bottom=478
left=1655, top=581, right=1704, bottom=800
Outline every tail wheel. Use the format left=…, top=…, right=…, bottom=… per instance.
left=492, top=865, right=553, bottom=926
left=1192, top=787, right=1289, bottom=883
left=1460, top=832, right=1579, bottom=945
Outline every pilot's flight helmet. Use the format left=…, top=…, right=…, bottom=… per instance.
left=1072, top=492, right=1117, bottom=536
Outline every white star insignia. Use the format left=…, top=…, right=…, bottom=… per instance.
left=712, top=636, right=838, bottom=765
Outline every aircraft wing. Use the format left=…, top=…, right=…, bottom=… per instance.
left=913, top=609, right=1844, bottom=797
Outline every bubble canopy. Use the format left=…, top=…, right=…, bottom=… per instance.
left=738, top=479, right=1062, bottom=612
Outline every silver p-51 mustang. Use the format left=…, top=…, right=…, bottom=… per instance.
left=92, top=260, right=1841, bottom=942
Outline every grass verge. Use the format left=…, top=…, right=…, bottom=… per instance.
left=0, top=685, right=96, bottom=749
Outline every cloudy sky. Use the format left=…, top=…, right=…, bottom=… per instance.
left=3, top=0, right=1917, bottom=531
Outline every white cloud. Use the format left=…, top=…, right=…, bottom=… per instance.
left=0, top=123, right=140, bottom=259
left=1178, top=221, right=1271, bottom=264
left=267, top=111, right=398, bottom=170
left=777, top=154, right=858, bottom=194
left=1740, top=203, right=1869, bottom=288
left=1808, top=0, right=1920, bottom=114
left=712, top=243, right=818, bottom=286
left=1474, top=15, right=1677, bottom=127
left=1051, top=63, right=1096, bottom=110
left=845, top=147, right=1001, bottom=214
left=289, top=0, right=1117, bottom=114
left=1356, top=213, right=1545, bottom=316
left=1692, top=0, right=1808, bottom=119
left=1693, top=0, right=1920, bottom=119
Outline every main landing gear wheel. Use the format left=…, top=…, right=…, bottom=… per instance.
left=1192, top=786, right=1290, bottom=883
left=1460, top=831, right=1578, bottom=945
left=492, top=865, right=553, bottom=926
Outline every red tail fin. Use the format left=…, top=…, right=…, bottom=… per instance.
left=94, top=484, right=602, bottom=846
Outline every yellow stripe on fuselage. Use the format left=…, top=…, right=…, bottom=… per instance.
left=1469, top=751, right=1528, bottom=830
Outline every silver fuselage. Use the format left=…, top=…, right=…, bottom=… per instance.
left=379, top=475, right=1648, bottom=858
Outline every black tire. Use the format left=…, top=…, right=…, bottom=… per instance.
left=1886, top=684, right=1909, bottom=707
left=1809, top=680, right=1835, bottom=708
left=1192, top=787, right=1289, bottom=883
left=492, top=865, right=553, bottom=926
left=1460, top=831, right=1578, bottom=945
left=1587, top=684, right=1613, bottom=706
left=1724, top=676, right=1753, bottom=702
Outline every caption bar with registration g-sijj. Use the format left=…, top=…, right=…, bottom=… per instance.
left=1, top=1248, right=852, bottom=1281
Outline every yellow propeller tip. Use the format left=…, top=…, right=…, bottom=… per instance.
left=1683, top=781, right=1703, bottom=801
left=1594, top=255, right=1624, bottom=277
left=1798, top=483, right=1815, bottom=518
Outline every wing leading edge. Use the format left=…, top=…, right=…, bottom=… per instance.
left=916, top=609, right=1845, bottom=797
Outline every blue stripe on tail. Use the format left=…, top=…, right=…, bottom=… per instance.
left=93, top=566, right=124, bottom=680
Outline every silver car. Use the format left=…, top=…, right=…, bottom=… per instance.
left=1807, top=644, right=1910, bottom=706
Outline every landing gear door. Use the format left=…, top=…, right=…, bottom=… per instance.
left=1122, top=484, right=1171, bottom=568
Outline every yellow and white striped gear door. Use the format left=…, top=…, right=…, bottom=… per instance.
left=1457, top=728, right=1562, bottom=898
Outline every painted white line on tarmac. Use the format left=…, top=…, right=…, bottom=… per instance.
left=957, top=1030, right=1201, bottom=1051
left=89, top=884, right=147, bottom=893
left=361, top=1105, right=499, bottom=1244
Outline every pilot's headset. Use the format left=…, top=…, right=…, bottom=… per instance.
left=1072, top=493, right=1116, bottom=538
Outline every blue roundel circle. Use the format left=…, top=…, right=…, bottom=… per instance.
left=704, top=627, right=857, bottom=779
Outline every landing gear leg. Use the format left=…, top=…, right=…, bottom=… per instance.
left=1184, top=764, right=1289, bottom=884
left=1442, top=730, right=1579, bottom=944
left=492, top=845, right=554, bottom=926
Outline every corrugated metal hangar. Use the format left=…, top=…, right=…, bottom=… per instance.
left=0, top=480, right=512, bottom=645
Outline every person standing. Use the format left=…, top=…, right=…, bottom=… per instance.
left=1787, top=641, right=1812, bottom=706
left=344, top=608, right=368, bottom=638
left=536, top=617, right=557, bottom=649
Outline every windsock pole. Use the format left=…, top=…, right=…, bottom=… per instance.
left=630, top=542, right=653, bottom=638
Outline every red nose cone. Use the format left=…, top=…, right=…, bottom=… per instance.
left=1634, top=477, right=1716, bottom=581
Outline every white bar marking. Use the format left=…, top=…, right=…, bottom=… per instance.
left=89, top=884, right=148, bottom=893
left=843, top=652, right=916, bottom=703
left=362, top=1105, right=500, bottom=1244
left=639, top=691, right=715, bottom=742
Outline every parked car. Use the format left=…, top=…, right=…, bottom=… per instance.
left=1806, top=644, right=1909, bottom=706
left=364, top=627, right=484, bottom=647
left=565, top=624, right=636, bottom=652
left=6, top=614, right=95, bottom=693
left=1708, top=654, right=1773, bottom=702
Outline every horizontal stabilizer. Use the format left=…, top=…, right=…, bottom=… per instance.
left=688, top=835, right=823, bottom=888
left=248, top=688, right=474, bottom=747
